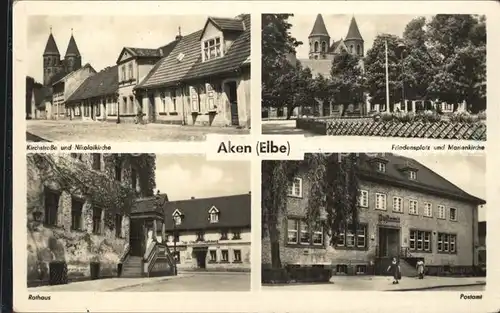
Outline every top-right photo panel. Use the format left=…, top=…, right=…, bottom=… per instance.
left=261, top=14, right=486, bottom=142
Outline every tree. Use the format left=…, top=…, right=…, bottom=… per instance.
left=310, top=74, right=331, bottom=116
left=329, top=51, right=365, bottom=115
left=364, top=34, right=403, bottom=112
left=426, top=14, right=486, bottom=112
left=262, top=154, right=360, bottom=269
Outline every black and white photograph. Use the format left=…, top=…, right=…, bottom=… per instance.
left=262, top=153, right=486, bottom=291
left=26, top=153, right=251, bottom=291
left=262, top=14, right=486, bottom=141
left=25, top=14, right=251, bottom=142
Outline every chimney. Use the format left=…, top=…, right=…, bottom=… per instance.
left=175, top=26, right=183, bottom=41
left=248, top=191, right=251, bottom=195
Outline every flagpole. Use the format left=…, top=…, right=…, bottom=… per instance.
left=385, top=39, right=390, bottom=112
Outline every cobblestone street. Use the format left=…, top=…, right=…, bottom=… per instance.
left=26, top=120, right=250, bottom=142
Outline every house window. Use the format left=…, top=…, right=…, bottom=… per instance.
left=336, top=224, right=368, bottom=249
left=409, top=170, right=417, bottom=180
left=206, top=83, right=216, bottom=111
left=160, top=92, right=167, bottom=113
left=121, top=65, right=126, bottom=81
left=377, top=162, right=386, bottom=173
left=438, top=205, right=446, bottom=219
left=203, top=37, right=222, bottom=61
left=172, top=89, right=177, bottom=112
left=356, top=265, right=366, bottom=274
left=221, top=250, right=229, bottom=262
left=173, top=214, right=182, bottom=226
left=449, top=208, right=457, bottom=221
left=44, top=189, right=60, bottom=226
left=359, top=190, right=368, bottom=208
left=300, top=223, right=310, bottom=245
left=233, top=250, right=242, bottom=262
left=375, top=193, right=386, bottom=210
left=92, top=154, right=101, bottom=171
left=444, top=103, right=453, bottom=111
left=438, top=233, right=457, bottom=253
left=312, top=226, right=324, bottom=246
left=232, top=229, right=241, bottom=240
left=409, top=230, right=432, bottom=252
left=287, top=219, right=299, bottom=244
left=209, top=207, right=219, bottom=223
left=128, top=63, right=133, bottom=80
left=409, top=200, right=418, bottom=215
left=220, top=230, right=228, bottom=240
left=209, top=250, right=217, bottom=262
left=196, top=231, right=205, bottom=242
left=392, top=197, right=403, bottom=213
left=424, top=203, right=432, bottom=217
left=71, top=198, right=83, bottom=231
left=92, top=206, right=102, bottom=234
left=190, top=86, right=200, bottom=112
left=288, top=178, right=302, bottom=197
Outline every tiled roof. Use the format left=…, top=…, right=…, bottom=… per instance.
left=65, top=35, right=81, bottom=57
left=43, top=33, right=60, bottom=55
left=137, top=14, right=250, bottom=89
left=299, top=59, right=332, bottom=78
left=209, top=17, right=245, bottom=32
left=309, top=14, right=329, bottom=37
left=126, top=47, right=162, bottom=58
left=164, top=194, right=251, bottom=231
left=52, top=63, right=94, bottom=86
left=158, top=40, right=180, bottom=57
left=345, top=17, right=363, bottom=41
left=66, top=65, right=118, bottom=103
left=48, top=71, right=67, bottom=86
left=357, top=153, right=485, bottom=204
left=329, top=39, right=343, bottom=52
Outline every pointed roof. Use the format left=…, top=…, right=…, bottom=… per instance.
left=309, top=14, right=329, bottom=38
left=345, top=17, right=363, bottom=41
left=65, top=34, right=81, bottom=57
left=43, top=32, right=60, bottom=56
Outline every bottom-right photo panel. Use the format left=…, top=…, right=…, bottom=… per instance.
left=261, top=152, right=486, bottom=291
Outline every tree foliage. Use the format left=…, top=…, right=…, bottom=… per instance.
left=329, top=51, right=365, bottom=110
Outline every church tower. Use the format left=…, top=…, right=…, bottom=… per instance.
left=343, top=16, right=364, bottom=57
left=308, top=14, right=331, bottom=60
left=64, top=29, right=82, bottom=73
left=43, top=28, right=62, bottom=86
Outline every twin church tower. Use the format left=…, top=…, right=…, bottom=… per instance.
left=308, top=14, right=364, bottom=60
left=42, top=28, right=82, bottom=86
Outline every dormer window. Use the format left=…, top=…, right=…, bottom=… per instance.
left=172, top=209, right=183, bottom=226
left=203, top=37, right=222, bottom=62
left=377, top=162, right=386, bottom=173
left=409, top=170, right=417, bottom=180
left=208, top=206, right=219, bottom=223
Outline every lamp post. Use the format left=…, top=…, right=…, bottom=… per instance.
left=396, top=42, right=408, bottom=112
left=172, top=217, right=177, bottom=276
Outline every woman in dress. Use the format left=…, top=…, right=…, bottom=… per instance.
left=416, top=259, right=425, bottom=279
left=387, top=257, right=401, bottom=284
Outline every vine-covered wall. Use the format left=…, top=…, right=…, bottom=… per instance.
left=26, top=153, right=156, bottom=283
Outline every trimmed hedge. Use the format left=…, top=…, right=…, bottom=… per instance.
left=262, top=266, right=332, bottom=284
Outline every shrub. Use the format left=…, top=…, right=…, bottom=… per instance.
left=380, top=112, right=394, bottom=122
left=372, top=114, right=382, bottom=122
left=478, top=111, right=487, bottom=121
left=416, top=110, right=442, bottom=123
left=262, top=268, right=290, bottom=284
left=398, top=112, right=416, bottom=123
left=449, top=111, right=477, bottom=124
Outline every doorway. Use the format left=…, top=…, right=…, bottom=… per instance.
left=129, top=219, right=144, bottom=256
left=193, top=248, right=207, bottom=269
left=225, top=81, right=239, bottom=126
left=378, top=227, right=400, bottom=258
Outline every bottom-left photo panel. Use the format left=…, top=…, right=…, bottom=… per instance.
left=26, top=153, right=251, bottom=292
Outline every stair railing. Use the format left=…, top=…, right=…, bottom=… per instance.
left=119, top=243, right=130, bottom=263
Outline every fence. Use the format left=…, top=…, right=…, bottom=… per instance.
left=296, top=118, right=486, bottom=141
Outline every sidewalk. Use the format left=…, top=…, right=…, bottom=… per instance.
left=263, top=276, right=486, bottom=291
left=27, top=274, right=193, bottom=292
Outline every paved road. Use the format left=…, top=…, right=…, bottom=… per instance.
left=115, top=273, right=250, bottom=292
left=26, top=120, right=250, bottom=142
left=421, top=284, right=485, bottom=292
left=262, top=120, right=318, bottom=136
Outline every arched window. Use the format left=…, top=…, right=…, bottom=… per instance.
left=357, top=45, right=361, bottom=56
left=321, top=41, right=327, bottom=53
left=314, top=41, right=319, bottom=52
left=350, top=45, right=353, bottom=53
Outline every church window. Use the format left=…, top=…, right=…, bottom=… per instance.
left=321, top=41, right=327, bottom=53
left=350, top=45, right=353, bottom=53
left=314, top=41, right=319, bottom=52
left=357, top=45, right=361, bottom=55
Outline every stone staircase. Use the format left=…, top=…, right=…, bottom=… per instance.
left=121, top=256, right=143, bottom=278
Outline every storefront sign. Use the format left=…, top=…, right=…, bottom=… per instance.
left=186, top=240, right=219, bottom=245
left=378, top=214, right=400, bottom=223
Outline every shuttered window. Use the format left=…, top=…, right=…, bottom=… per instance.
left=190, top=86, right=199, bottom=112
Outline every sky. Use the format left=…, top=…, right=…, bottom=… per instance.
left=154, top=155, right=251, bottom=201
left=410, top=153, right=487, bottom=221
left=289, top=14, right=431, bottom=59
left=27, top=14, right=235, bottom=83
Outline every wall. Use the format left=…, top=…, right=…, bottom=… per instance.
left=71, top=96, right=118, bottom=122
left=166, top=229, right=251, bottom=270
left=262, top=174, right=477, bottom=267
left=26, top=154, right=132, bottom=283
left=64, top=67, right=96, bottom=100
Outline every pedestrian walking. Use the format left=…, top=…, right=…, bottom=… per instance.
left=416, top=259, right=425, bottom=279
left=387, top=257, right=401, bottom=284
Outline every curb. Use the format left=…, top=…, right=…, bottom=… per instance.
left=178, top=271, right=250, bottom=275
left=388, top=282, right=486, bottom=292
left=108, top=275, right=194, bottom=292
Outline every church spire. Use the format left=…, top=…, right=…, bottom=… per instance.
left=43, top=29, right=60, bottom=56
left=309, top=14, right=329, bottom=38
left=65, top=31, right=81, bottom=57
left=345, top=16, right=363, bottom=41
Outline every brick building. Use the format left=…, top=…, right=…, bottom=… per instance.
left=160, top=193, right=251, bottom=271
left=261, top=153, right=485, bottom=275
left=26, top=153, right=174, bottom=284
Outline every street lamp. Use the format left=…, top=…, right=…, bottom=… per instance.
left=396, top=42, right=408, bottom=112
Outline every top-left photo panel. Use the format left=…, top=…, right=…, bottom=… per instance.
left=24, top=14, right=251, bottom=142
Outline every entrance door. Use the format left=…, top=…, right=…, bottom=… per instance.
left=129, top=219, right=144, bottom=256
left=193, top=249, right=207, bottom=269
left=378, top=227, right=400, bottom=258
left=322, top=102, right=331, bottom=117
left=225, top=81, right=239, bottom=126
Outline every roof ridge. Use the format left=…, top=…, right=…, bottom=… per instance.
left=170, top=193, right=250, bottom=202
